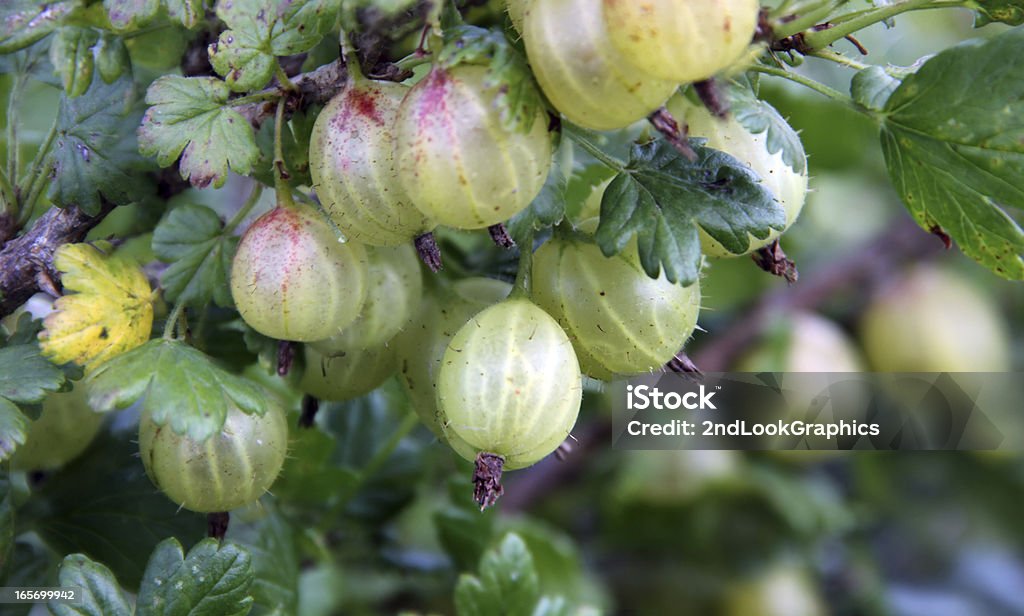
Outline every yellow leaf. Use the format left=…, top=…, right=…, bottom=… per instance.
left=39, top=242, right=154, bottom=372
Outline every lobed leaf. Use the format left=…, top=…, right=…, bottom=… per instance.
left=104, top=0, right=161, bottom=32
left=85, top=339, right=269, bottom=441
left=729, top=83, right=807, bottom=174
left=138, top=75, right=260, bottom=188
left=0, top=1, right=75, bottom=55
left=594, top=138, right=782, bottom=285
left=48, top=73, right=153, bottom=214
left=136, top=538, right=254, bottom=616
left=152, top=203, right=237, bottom=307
left=39, top=243, right=154, bottom=372
left=227, top=506, right=299, bottom=615
left=0, top=399, right=30, bottom=463
left=209, top=0, right=337, bottom=91
left=455, top=533, right=540, bottom=616
left=851, top=66, right=902, bottom=112
left=49, top=26, right=99, bottom=98
left=880, top=27, right=1024, bottom=279
left=0, top=344, right=66, bottom=405
left=49, top=554, right=132, bottom=616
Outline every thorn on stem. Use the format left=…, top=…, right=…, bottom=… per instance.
left=648, top=107, right=697, bottom=162
left=415, top=232, right=443, bottom=272
left=488, top=223, right=516, bottom=249
left=207, top=511, right=230, bottom=540
left=473, top=452, right=505, bottom=511
left=752, top=239, right=799, bottom=284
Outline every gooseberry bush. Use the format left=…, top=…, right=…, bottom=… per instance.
left=0, top=0, right=1022, bottom=613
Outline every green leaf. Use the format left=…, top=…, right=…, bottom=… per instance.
left=970, top=0, right=1024, bottom=25
left=438, top=25, right=545, bottom=134
left=272, top=421, right=358, bottom=507
left=138, top=75, right=260, bottom=188
left=455, top=533, right=540, bottom=616
left=49, top=74, right=153, bottom=215
left=85, top=339, right=269, bottom=441
left=0, top=344, right=66, bottom=405
left=152, top=204, right=237, bottom=307
left=136, top=538, right=254, bottom=616
left=594, top=138, right=782, bottom=285
left=324, top=385, right=428, bottom=520
left=166, top=0, right=205, bottom=28
left=455, top=575, right=499, bottom=616
left=880, top=28, right=1024, bottom=279
left=0, top=1, right=76, bottom=55
left=0, top=399, right=28, bottom=462
left=104, top=0, right=161, bottom=32
left=49, top=26, right=99, bottom=98
left=27, top=428, right=206, bottom=590
left=49, top=554, right=131, bottom=616
left=254, top=107, right=316, bottom=186
left=729, top=83, right=807, bottom=174
left=507, top=143, right=568, bottom=245
left=209, top=0, right=338, bottom=91
left=851, top=66, right=901, bottom=112
left=435, top=474, right=497, bottom=572
left=228, top=506, right=299, bottom=615
left=95, top=33, right=131, bottom=83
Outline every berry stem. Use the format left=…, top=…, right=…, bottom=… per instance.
left=770, top=1, right=842, bottom=39
left=17, top=117, right=58, bottom=224
left=272, top=98, right=291, bottom=190
left=224, top=183, right=264, bottom=235
left=748, top=65, right=868, bottom=116
left=162, top=301, right=185, bottom=340
left=802, top=0, right=939, bottom=51
left=274, top=62, right=298, bottom=92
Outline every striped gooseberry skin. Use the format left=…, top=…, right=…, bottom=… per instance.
left=522, top=0, right=679, bottom=131
left=395, top=64, right=552, bottom=230
left=602, top=0, right=759, bottom=83
left=394, top=277, right=511, bottom=436
left=138, top=402, right=288, bottom=513
left=437, top=297, right=582, bottom=470
left=309, top=80, right=433, bottom=246
left=667, top=94, right=808, bottom=257
left=532, top=236, right=701, bottom=379
left=310, top=243, right=422, bottom=354
left=299, top=343, right=396, bottom=402
left=230, top=203, right=368, bottom=342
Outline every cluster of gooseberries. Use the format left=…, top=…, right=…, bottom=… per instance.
left=23, top=0, right=806, bottom=513
left=211, top=0, right=809, bottom=508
